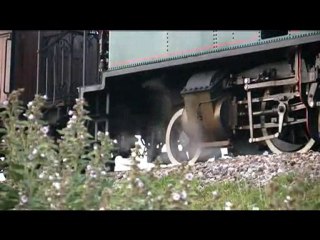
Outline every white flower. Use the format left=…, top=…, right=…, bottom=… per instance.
left=113, top=139, right=118, bottom=144
left=225, top=206, right=231, bottom=210
left=0, top=157, right=5, bottom=161
left=97, top=131, right=102, bottom=136
left=49, top=175, right=54, bottom=181
left=225, top=201, right=233, bottom=208
left=99, top=207, right=105, bottom=210
left=181, top=190, right=187, bottom=200
left=68, top=110, right=73, bottom=116
left=131, top=152, right=137, bottom=158
left=93, top=144, right=98, bottom=150
left=52, top=182, right=61, bottom=190
left=55, top=173, right=60, bottom=178
left=1, top=139, right=5, bottom=143
left=147, top=191, right=152, bottom=196
left=135, top=178, right=144, bottom=188
left=71, top=115, right=77, bottom=120
left=286, top=196, right=292, bottom=201
left=28, top=114, right=35, bottom=120
left=2, top=100, right=8, bottom=106
left=172, top=192, right=181, bottom=201
left=40, top=153, right=45, bottom=158
left=185, top=173, right=194, bottom=181
left=20, top=195, right=28, bottom=204
left=47, top=197, right=52, bottom=202
left=27, top=101, right=33, bottom=108
left=67, top=124, right=72, bottom=129
left=252, top=206, right=259, bottom=210
left=105, top=131, right=109, bottom=136
left=41, top=126, right=49, bottom=134
left=100, top=153, right=104, bottom=157
left=86, top=165, right=92, bottom=171
left=50, top=203, right=55, bottom=209
left=32, top=148, right=38, bottom=155
left=43, top=95, right=48, bottom=100
left=63, top=158, right=68, bottom=162
left=90, top=171, right=97, bottom=179
left=212, top=191, right=218, bottom=197
left=39, top=172, right=45, bottom=179
left=101, top=171, right=106, bottom=176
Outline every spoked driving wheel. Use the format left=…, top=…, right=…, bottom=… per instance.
left=165, top=108, right=201, bottom=165
left=261, top=89, right=315, bottom=154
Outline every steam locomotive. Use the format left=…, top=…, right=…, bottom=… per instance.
left=2, top=30, right=320, bottom=164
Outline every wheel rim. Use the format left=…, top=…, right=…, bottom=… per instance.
left=261, top=90, right=315, bottom=154
left=165, top=108, right=201, bottom=165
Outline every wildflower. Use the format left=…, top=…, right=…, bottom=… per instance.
left=1, top=139, right=5, bottom=143
left=172, top=192, right=181, bottom=201
left=41, top=126, right=49, bottom=134
left=185, top=173, right=194, bottom=181
left=52, top=182, right=61, bottom=190
left=147, top=191, right=152, bottom=196
left=50, top=203, right=55, bottom=209
left=63, top=158, right=68, bottom=162
left=225, top=206, right=231, bottom=210
left=181, top=190, right=187, bottom=200
left=2, top=100, right=8, bottom=106
left=28, top=114, right=35, bottom=120
left=135, top=178, right=144, bottom=188
left=105, top=131, right=109, bottom=136
left=67, top=124, right=72, bottom=129
left=93, top=144, right=98, bottom=150
left=97, top=131, right=102, bottom=136
left=113, top=139, right=118, bottom=144
left=39, top=172, right=45, bottom=179
left=99, top=207, right=105, bottom=210
left=100, top=153, right=104, bottom=157
left=0, top=157, right=5, bottom=161
left=90, top=171, right=97, bottom=179
left=27, top=101, right=33, bottom=108
left=68, top=110, right=73, bottom=116
left=101, top=171, right=107, bottom=176
left=32, top=148, right=38, bottom=155
left=49, top=175, right=54, bottom=181
left=55, top=173, right=60, bottom=178
left=47, top=197, right=52, bottom=202
left=43, top=95, right=48, bottom=100
left=40, top=153, right=45, bottom=158
left=131, top=152, right=137, bottom=158
left=86, top=165, right=92, bottom=171
left=252, top=206, right=259, bottom=210
left=286, top=196, right=292, bottom=201
left=212, top=191, right=219, bottom=197
left=20, top=195, right=28, bottom=204
left=225, top=201, right=233, bottom=208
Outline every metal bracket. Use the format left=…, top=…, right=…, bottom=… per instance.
left=277, top=102, right=286, bottom=133
left=307, top=82, right=318, bottom=108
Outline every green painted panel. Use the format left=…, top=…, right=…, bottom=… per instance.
left=167, top=31, right=214, bottom=55
left=108, top=30, right=320, bottom=71
left=109, top=31, right=167, bottom=68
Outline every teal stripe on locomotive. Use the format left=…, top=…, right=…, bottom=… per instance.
left=108, top=31, right=320, bottom=71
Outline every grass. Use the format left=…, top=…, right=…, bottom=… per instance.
left=108, top=170, right=320, bottom=210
